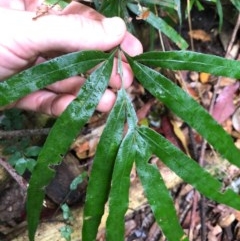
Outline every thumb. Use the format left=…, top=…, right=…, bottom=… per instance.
left=29, top=13, right=127, bottom=54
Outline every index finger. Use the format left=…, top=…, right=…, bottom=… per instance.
left=62, top=2, right=143, bottom=57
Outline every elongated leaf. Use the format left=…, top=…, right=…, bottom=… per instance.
left=0, top=51, right=109, bottom=106
left=82, top=88, right=127, bottom=241
left=27, top=52, right=115, bottom=241
left=174, top=0, right=182, bottom=25
left=106, top=130, right=136, bottom=241
left=127, top=3, right=188, bottom=50
left=196, top=0, right=204, bottom=10
left=45, top=0, right=70, bottom=8
left=100, top=0, right=133, bottom=30
left=216, top=0, right=223, bottom=31
left=133, top=51, right=240, bottom=79
left=100, top=0, right=125, bottom=18
left=231, top=0, right=240, bottom=11
left=126, top=57, right=240, bottom=168
left=139, top=126, right=240, bottom=210
left=140, top=0, right=175, bottom=9
left=135, top=132, right=188, bottom=241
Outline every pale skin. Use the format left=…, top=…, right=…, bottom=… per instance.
left=0, top=0, right=143, bottom=116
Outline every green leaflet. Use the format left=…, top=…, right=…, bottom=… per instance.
left=27, top=52, right=115, bottom=241
left=127, top=3, right=188, bottom=50
left=106, top=130, right=136, bottom=241
left=133, top=51, right=240, bottom=79
left=138, top=126, right=240, bottom=210
left=127, top=57, right=240, bottom=168
left=135, top=131, right=188, bottom=241
left=106, top=89, right=138, bottom=240
left=82, top=88, right=127, bottom=241
left=0, top=50, right=109, bottom=106
left=70, top=172, right=88, bottom=191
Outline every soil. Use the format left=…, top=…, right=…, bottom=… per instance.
left=0, top=2, right=240, bottom=241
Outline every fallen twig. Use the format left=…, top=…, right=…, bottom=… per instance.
left=0, top=128, right=50, bottom=139
left=0, top=157, right=27, bottom=192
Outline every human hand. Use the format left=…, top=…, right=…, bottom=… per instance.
left=0, top=0, right=143, bottom=116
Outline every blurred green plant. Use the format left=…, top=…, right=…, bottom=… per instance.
left=0, top=109, right=41, bottom=174
left=0, top=1, right=240, bottom=241
left=59, top=173, right=87, bottom=241
left=60, top=204, right=73, bottom=241
left=59, top=225, right=73, bottom=241
left=185, top=0, right=223, bottom=30
left=8, top=146, right=41, bottom=175
left=0, top=109, right=26, bottom=131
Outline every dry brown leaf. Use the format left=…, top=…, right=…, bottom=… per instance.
left=215, top=205, right=236, bottom=228
left=189, top=71, right=199, bottom=82
left=235, top=138, right=240, bottom=148
left=125, top=220, right=137, bottom=237
left=188, top=29, right=211, bottom=42
left=218, top=213, right=235, bottom=228
left=219, top=77, right=236, bottom=87
left=147, top=222, right=161, bottom=241
left=136, top=9, right=150, bottom=20
left=234, top=210, right=240, bottom=222
left=222, top=119, right=233, bottom=134
left=212, top=82, right=240, bottom=124
left=234, top=222, right=240, bottom=240
left=33, top=1, right=62, bottom=20
left=200, top=72, right=211, bottom=83
left=152, top=158, right=182, bottom=189
left=232, top=106, right=240, bottom=132
left=71, top=125, right=105, bottom=159
left=170, top=120, right=190, bottom=156
left=207, top=224, right=222, bottom=241
left=186, top=86, right=199, bottom=100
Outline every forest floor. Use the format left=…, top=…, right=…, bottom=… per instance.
left=0, top=2, right=240, bottom=241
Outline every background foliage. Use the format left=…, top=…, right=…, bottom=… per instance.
left=0, top=0, right=240, bottom=240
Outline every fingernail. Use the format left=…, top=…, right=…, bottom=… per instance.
left=102, top=17, right=126, bottom=36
